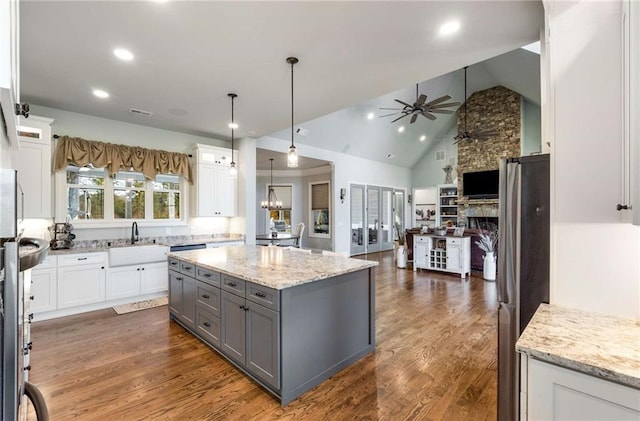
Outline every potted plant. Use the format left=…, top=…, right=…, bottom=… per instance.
left=476, top=230, right=498, bottom=281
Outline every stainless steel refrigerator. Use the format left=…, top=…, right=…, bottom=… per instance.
left=497, top=154, right=550, bottom=421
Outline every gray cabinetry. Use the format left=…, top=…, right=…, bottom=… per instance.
left=246, top=300, right=280, bottom=388
left=220, top=290, right=246, bottom=364
left=168, top=267, right=196, bottom=329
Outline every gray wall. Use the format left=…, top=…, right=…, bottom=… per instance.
left=410, top=126, right=458, bottom=188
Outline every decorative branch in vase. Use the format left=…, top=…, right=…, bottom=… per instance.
left=476, top=230, right=498, bottom=281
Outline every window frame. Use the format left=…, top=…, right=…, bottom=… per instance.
left=55, top=166, right=189, bottom=228
left=309, top=180, right=331, bottom=239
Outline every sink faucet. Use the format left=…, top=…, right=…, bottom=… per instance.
left=131, top=221, right=139, bottom=244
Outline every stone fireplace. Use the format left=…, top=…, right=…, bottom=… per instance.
left=455, top=85, right=522, bottom=227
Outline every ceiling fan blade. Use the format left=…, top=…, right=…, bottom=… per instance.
left=390, top=113, right=411, bottom=123
left=379, top=112, right=402, bottom=118
left=394, top=99, right=412, bottom=108
left=421, top=112, right=437, bottom=121
left=410, top=114, right=418, bottom=124
left=430, top=109, right=454, bottom=114
left=416, top=94, right=427, bottom=105
left=429, top=101, right=461, bottom=109
left=379, top=107, right=403, bottom=110
left=426, top=95, right=452, bottom=106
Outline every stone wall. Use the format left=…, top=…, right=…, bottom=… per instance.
left=456, top=86, right=521, bottom=223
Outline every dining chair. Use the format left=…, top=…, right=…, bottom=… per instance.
left=292, top=222, right=304, bottom=247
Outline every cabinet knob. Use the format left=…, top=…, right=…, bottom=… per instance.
left=228, top=282, right=237, bottom=287
left=204, top=273, right=211, bottom=278
left=137, top=268, right=140, bottom=271
left=616, top=204, right=632, bottom=211
left=177, top=277, right=183, bottom=281
left=255, top=292, right=266, bottom=298
left=29, top=295, right=34, bottom=301
left=202, top=294, right=210, bottom=299
left=24, top=365, right=31, bottom=371
left=203, top=322, right=211, bottom=328
left=141, top=268, right=145, bottom=271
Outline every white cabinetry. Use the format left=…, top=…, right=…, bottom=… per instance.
left=107, top=261, right=168, bottom=299
left=630, top=0, right=640, bottom=226
left=57, top=252, right=107, bottom=309
left=436, top=184, right=458, bottom=227
left=413, top=234, right=470, bottom=278
left=30, top=255, right=57, bottom=313
left=191, top=144, right=237, bottom=217
left=13, top=115, right=54, bottom=218
left=524, top=357, right=640, bottom=420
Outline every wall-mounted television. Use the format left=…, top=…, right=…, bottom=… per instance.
left=462, top=169, right=499, bottom=199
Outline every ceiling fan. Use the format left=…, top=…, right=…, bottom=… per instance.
left=454, top=66, right=497, bottom=144
left=380, top=84, right=460, bottom=124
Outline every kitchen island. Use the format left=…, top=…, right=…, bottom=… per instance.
left=166, top=245, right=378, bottom=405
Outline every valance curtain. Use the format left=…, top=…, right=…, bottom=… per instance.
left=53, top=136, right=192, bottom=183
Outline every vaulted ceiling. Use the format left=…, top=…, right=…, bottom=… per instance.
left=20, top=1, right=543, bottom=169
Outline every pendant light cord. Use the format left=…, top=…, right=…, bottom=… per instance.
left=290, top=60, right=295, bottom=148
left=228, top=93, right=237, bottom=164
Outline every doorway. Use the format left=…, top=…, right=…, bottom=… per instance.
left=351, top=184, right=404, bottom=255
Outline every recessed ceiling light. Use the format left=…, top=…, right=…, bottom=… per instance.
left=439, top=20, right=460, bottom=36
left=420, top=135, right=426, bottom=142
left=92, top=89, right=109, bottom=99
left=398, top=126, right=405, bottom=133
left=228, top=123, right=238, bottom=129
left=367, top=112, right=375, bottom=120
left=113, top=48, right=134, bottom=61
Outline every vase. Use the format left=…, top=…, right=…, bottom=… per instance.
left=483, top=251, right=496, bottom=281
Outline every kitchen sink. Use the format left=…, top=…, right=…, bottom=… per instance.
left=108, top=244, right=168, bottom=267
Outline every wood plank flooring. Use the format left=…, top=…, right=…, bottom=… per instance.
left=28, top=252, right=498, bottom=420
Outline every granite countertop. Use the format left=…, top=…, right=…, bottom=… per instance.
left=516, top=303, right=640, bottom=389
left=168, top=245, right=378, bottom=290
left=49, top=234, right=244, bottom=255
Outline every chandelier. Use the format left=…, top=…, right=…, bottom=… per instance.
left=261, top=158, right=282, bottom=209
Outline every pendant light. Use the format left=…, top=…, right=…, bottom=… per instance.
left=260, top=158, right=282, bottom=209
left=228, top=93, right=238, bottom=178
left=286, top=57, right=299, bottom=168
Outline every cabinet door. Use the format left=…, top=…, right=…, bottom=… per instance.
left=220, top=291, right=246, bottom=364
left=528, top=358, right=640, bottom=420
left=57, top=265, right=106, bottom=309
left=181, top=275, right=196, bottom=329
left=216, top=166, right=237, bottom=216
left=414, top=243, right=428, bottom=268
left=245, top=303, right=280, bottom=390
left=446, top=245, right=461, bottom=271
left=168, top=270, right=183, bottom=315
left=140, top=262, right=168, bottom=294
left=196, top=164, right=216, bottom=216
left=30, top=268, right=57, bottom=313
left=15, top=138, right=51, bottom=218
left=106, top=265, right=141, bottom=300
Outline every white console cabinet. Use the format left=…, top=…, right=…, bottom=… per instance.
left=190, top=144, right=237, bottom=217
left=413, top=234, right=470, bottom=278
left=523, top=357, right=640, bottom=420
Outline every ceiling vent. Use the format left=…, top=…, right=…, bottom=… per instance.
left=435, top=150, right=445, bottom=161
left=295, top=127, right=309, bottom=136
left=129, top=108, right=153, bottom=117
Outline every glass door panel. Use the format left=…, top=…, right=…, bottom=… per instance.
left=350, top=184, right=366, bottom=255
left=380, top=187, right=394, bottom=251
left=367, top=186, right=380, bottom=252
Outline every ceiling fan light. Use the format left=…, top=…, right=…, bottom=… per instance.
left=287, top=145, right=298, bottom=168
left=398, top=126, right=405, bottom=133
left=367, top=112, right=374, bottom=120
left=420, top=135, right=426, bottom=142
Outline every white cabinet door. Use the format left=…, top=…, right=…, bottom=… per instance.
left=528, top=358, right=640, bottom=421
left=446, top=244, right=461, bottom=271
left=191, top=144, right=237, bottom=217
left=30, top=268, right=57, bottom=313
left=57, top=265, right=106, bottom=309
left=195, top=163, right=217, bottom=216
left=106, top=265, right=141, bottom=300
left=215, top=165, right=236, bottom=217
left=140, top=262, right=168, bottom=294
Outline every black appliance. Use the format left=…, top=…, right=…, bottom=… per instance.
left=462, top=169, right=500, bottom=199
left=169, top=243, right=207, bottom=252
left=497, top=154, right=550, bottom=421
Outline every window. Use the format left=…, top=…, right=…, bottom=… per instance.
left=266, top=185, right=292, bottom=233
left=59, top=165, right=185, bottom=225
left=310, top=181, right=330, bottom=238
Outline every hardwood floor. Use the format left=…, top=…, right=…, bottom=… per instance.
left=29, top=252, right=498, bottom=420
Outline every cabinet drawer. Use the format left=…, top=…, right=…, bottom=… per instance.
left=446, top=238, right=462, bottom=246
left=196, top=266, right=220, bottom=287
left=247, top=283, right=280, bottom=311
left=34, top=255, right=57, bottom=270
left=168, top=257, right=180, bottom=271
left=197, top=281, right=221, bottom=317
left=179, top=261, right=196, bottom=277
left=196, top=307, right=221, bottom=348
left=58, top=252, right=106, bottom=267
left=414, top=235, right=430, bottom=243
left=221, top=274, right=245, bottom=297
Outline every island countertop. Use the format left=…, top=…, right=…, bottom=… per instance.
left=167, top=245, right=378, bottom=290
left=516, top=303, right=640, bottom=389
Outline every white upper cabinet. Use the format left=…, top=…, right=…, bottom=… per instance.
left=14, top=115, right=54, bottom=218
left=190, top=143, right=237, bottom=217
left=630, top=0, right=640, bottom=225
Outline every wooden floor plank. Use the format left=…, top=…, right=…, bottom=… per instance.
left=28, top=251, right=498, bottom=420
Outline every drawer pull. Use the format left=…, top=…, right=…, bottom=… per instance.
left=203, top=322, right=211, bottom=328
left=77, top=257, right=88, bottom=261
left=177, top=277, right=183, bottom=281
left=202, top=294, right=210, bottom=299
left=228, top=282, right=237, bottom=287
left=183, top=266, right=192, bottom=270
left=255, top=292, right=266, bottom=298
left=170, top=262, right=178, bottom=266
left=204, top=273, right=211, bottom=278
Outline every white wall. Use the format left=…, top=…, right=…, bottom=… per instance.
left=29, top=105, right=243, bottom=241
left=257, top=136, right=412, bottom=253
left=411, top=129, right=458, bottom=188
left=545, top=0, right=640, bottom=318
left=522, top=99, right=542, bottom=156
